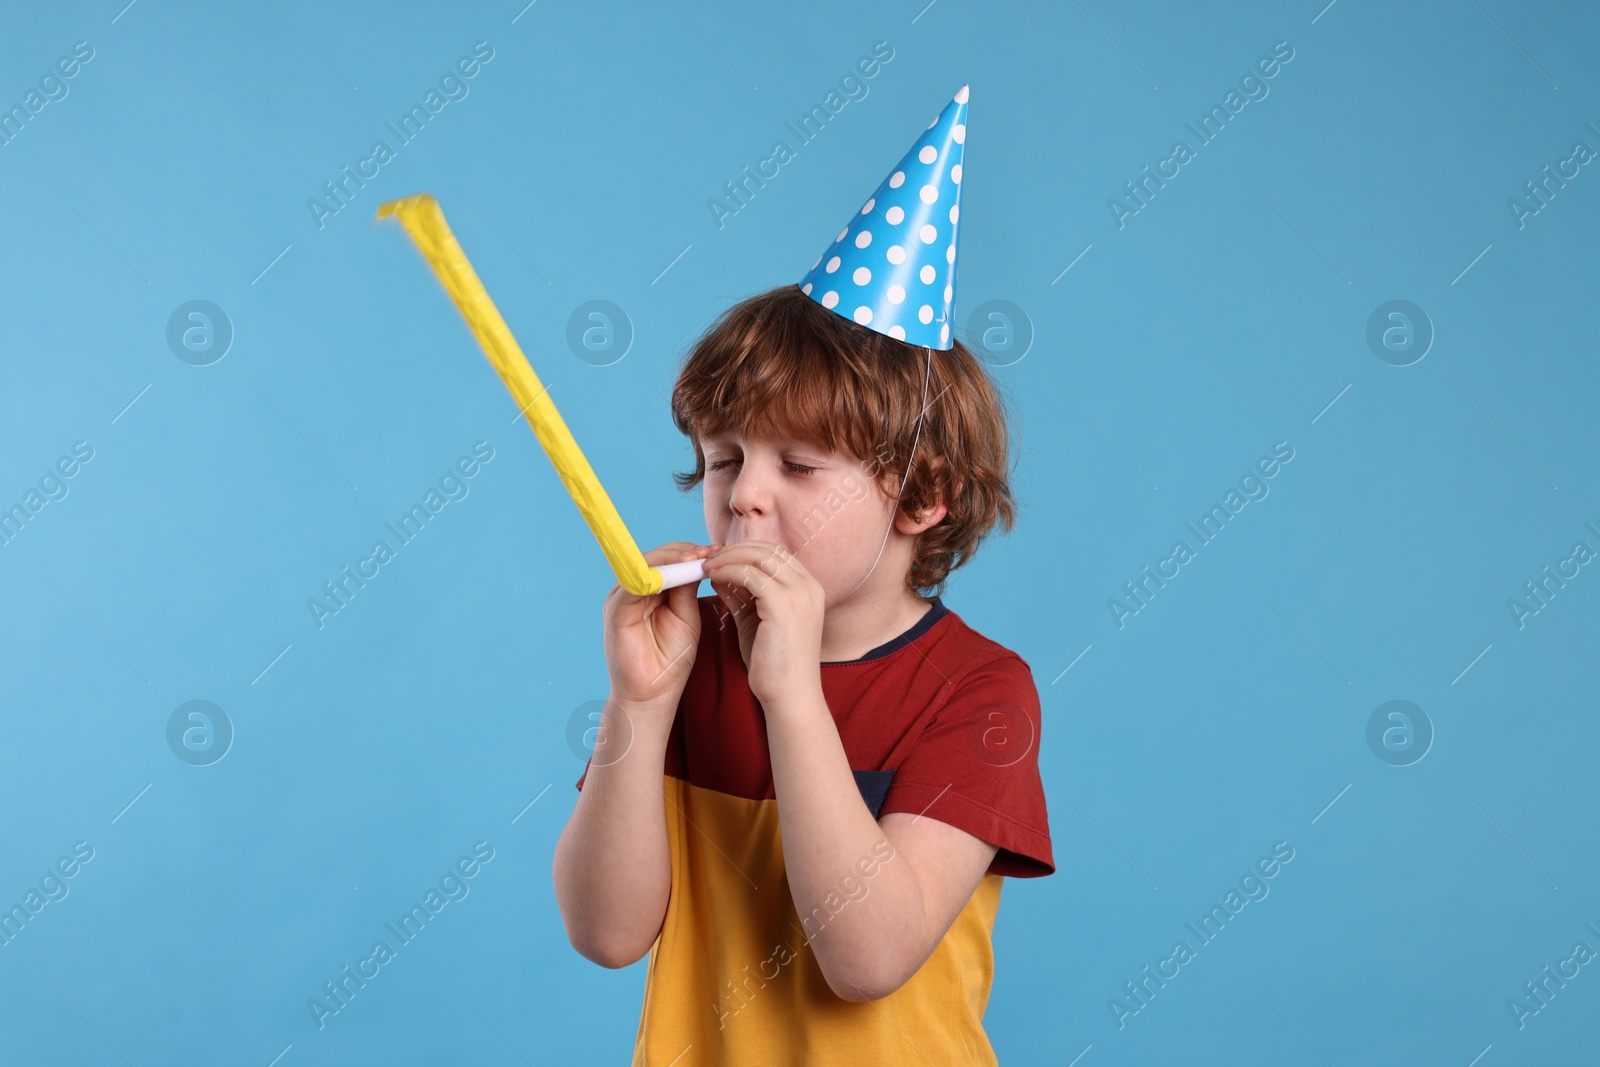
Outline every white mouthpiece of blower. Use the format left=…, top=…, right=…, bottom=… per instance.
left=653, top=558, right=707, bottom=591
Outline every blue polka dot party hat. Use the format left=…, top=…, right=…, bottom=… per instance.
left=799, top=84, right=968, bottom=350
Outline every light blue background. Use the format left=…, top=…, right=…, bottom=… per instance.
left=2, top=0, right=1596, bottom=1063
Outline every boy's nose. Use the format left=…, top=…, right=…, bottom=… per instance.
left=727, top=471, right=773, bottom=518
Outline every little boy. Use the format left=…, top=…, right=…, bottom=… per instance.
left=553, top=87, right=1053, bottom=1065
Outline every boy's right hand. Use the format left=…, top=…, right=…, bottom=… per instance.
left=602, top=542, right=721, bottom=720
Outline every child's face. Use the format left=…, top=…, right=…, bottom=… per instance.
left=699, top=429, right=898, bottom=604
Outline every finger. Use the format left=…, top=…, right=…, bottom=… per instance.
left=608, top=585, right=660, bottom=615
left=665, top=561, right=709, bottom=619
left=665, top=574, right=695, bottom=611
left=642, top=541, right=721, bottom=566
left=706, top=538, right=796, bottom=571
left=705, top=559, right=782, bottom=597
left=612, top=543, right=720, bottom=609
left=704, top=544, right=797, bottom=582
left=709, top=578, right=754, bottom=617
left=706, top=539, right=789, bottom=562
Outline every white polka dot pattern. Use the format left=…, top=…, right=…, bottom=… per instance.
left=797, top=85, right=967, bottom=350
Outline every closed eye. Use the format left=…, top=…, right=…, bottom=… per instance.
left=705, top=458, right=818, bottom=475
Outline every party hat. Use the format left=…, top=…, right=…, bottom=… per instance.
left=799, top=84, right=968, bottom=350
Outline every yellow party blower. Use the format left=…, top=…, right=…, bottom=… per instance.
left=377, top=193, right=705, bottom=596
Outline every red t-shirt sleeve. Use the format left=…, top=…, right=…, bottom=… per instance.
left=876, top=654, right=1055, bottom=878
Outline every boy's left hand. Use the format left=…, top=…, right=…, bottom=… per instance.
left=702, top=540, right=825, bottom=707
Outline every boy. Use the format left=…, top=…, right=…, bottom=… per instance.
left=553, top=87, right=1053, bottom=1065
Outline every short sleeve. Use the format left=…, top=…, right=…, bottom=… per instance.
left=877, top=654, right=1055, bottom=878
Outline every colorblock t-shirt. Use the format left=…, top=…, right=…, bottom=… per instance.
left=575, top=594, right=1054, bottom=1065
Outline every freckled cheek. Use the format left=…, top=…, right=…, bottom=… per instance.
left=702, top=487, right=729, bottom=536
left=792, top=502, right=855, bottom=558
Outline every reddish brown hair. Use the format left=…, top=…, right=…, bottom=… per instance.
left=669, top=284, right=1017, bottom=598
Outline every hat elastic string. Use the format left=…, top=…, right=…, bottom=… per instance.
left=846, top=342, right=934, bottom=599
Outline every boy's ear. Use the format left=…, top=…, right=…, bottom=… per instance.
left=893, top=456, right=949, bottom=535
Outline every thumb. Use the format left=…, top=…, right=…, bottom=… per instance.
left=664, top=575, right=701, bottom=625
left=711, top=580, right=757, bottom=662
left=711, top=580, right=748, bottom=626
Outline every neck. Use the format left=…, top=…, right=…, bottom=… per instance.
left=819, top=579, right=932, bottom=662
